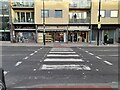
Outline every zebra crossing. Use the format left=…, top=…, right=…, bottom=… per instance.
left=40, top=48, right=91, bottom=71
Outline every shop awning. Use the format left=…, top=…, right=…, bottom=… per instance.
left=38, top=28, right=65, bottom=31
left=14, top=29, right=36, bottom=31
left=0, top=30, right=10, bottom=32
left=68, top=26, right=90, bottom=31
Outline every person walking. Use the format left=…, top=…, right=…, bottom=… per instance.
left=104, top=34, right=108, bottom=45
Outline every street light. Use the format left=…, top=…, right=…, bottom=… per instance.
left=43, top=0, right=45, bottom=45
left=97, top=0, right=101, bottom=46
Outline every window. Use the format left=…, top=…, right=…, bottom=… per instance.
left=15, top=12, right=34, bottom=22
left=80, top=12, right=87, bottom=19
left=105, top=10, right=110, bottom=17
left=55, top=10, right=62, bottom=18
left=21, top=12, right=25, bottom=22
left=110, top=11, right=118, bottom=17
left=41, top=10, right=49, bottom=18
left=26, top=12, right=31, bottom=22
left=98, top=10, right=105, bottom=17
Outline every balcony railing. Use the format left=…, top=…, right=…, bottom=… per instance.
left=69, top=1, right=91, bottom=9
left=14, top=18, right=34, bottom=24
left=12, top=2, right=34, bottom=7
left=69, top=18, right=90, bottom=24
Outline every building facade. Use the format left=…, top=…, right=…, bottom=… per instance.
left=9, top=0, right=120, bottom=44
left=0, top=0, right=10, bottom=41
left=91, top=0, right=120, bottom=44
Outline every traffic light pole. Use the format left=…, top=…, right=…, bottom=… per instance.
left=97, top=0, right=101, bottom=46
left=43, top=0, right=45, bottom=45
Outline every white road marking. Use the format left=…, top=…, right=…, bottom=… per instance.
left=34, top=51, right=38, bottom=53
left=81, top=49, right=84, bottom=51
left=47, top=54, right=79, bottom=57
left=33, top=69, right=37, bottom=71
left=44, top=58, right=84, bottom=62
left=93, top=50, right=117, bottom=51
left=49, top=52, right=76, bottom=54
left=95, top=56, right=102, bottom=59
left=104, top=61, right=113, bottom=66
left=51, top=48, right=73, bottom=51
left=96, top=69, right=99, bottom=71
left=34, top=77, right=37, bottom=80
left=39, top=48, right=42, bottom=50
left=99, top=55, right=118, bottom=57
left=4, top=71, right=8, bottom=75
left=89, top=53, right=94, bottom=56
left=41, top=64, right=91, bottom=70
left=24, top=56, right=29, bottom=60
left=15, top=61, right=22, bottom=66
left=85, top=51, right=89, bottom=53
left=86, top=60, right=89, bottom=62
left=30, top=53, right=34, bottom=56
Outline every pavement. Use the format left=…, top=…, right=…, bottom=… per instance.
left=0, top=41, right=119, bottom=47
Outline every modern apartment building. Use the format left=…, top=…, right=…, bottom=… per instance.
left=0, top=0, right=10, bottom=41
left=9, top=0, right=120, bottom=44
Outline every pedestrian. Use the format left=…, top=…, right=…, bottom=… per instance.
left=104, top=34, right=108, bottom=45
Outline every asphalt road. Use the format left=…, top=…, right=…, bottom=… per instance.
left=1, top=45, right=118, bottom=89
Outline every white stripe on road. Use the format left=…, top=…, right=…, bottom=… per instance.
left=24, top=56, right=29, bottom=60
left=15, top=61, right=22, bottom=66
left=47, top=54, right=79, bottom=57
left=99, top=55, right=118, bottom=57
left=4, top=71, right=8, bottom=75
left=85, top=51, right=89, bottom=53
left=88, top=53, right=94, bottom=56
left=104, top=61, right=113, bottom=66
left=95, top=56, right=102, bottom=59
left=30, top=53, right=34, bottom=56
left=93, top=50, right=117, bottom=51
left=33, top=69, right=37, bottom=71
left=41, top=64, right=91, bottom=70
left=44, top=58, right=84, bottom=62
left=49, top=52, right=76, bottom=54
left=51, top=48, right=73, bottom=51
left=34, top=51, right=38, bottom=53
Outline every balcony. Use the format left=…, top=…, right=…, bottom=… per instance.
left=12, top=2, right=34, bottom=8
left=69, top=18, right=90, bottom=24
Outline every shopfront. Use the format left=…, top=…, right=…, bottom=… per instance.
left=15, top=31, right=36, bottom=43
left=91, top=25, right=118, bottom=44
left=37, top=26, right=90, bottom=43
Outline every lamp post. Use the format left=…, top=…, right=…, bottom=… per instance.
left=43, top=0, right=45, bottom=45
left=97, top=0, right=101, bottom=46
